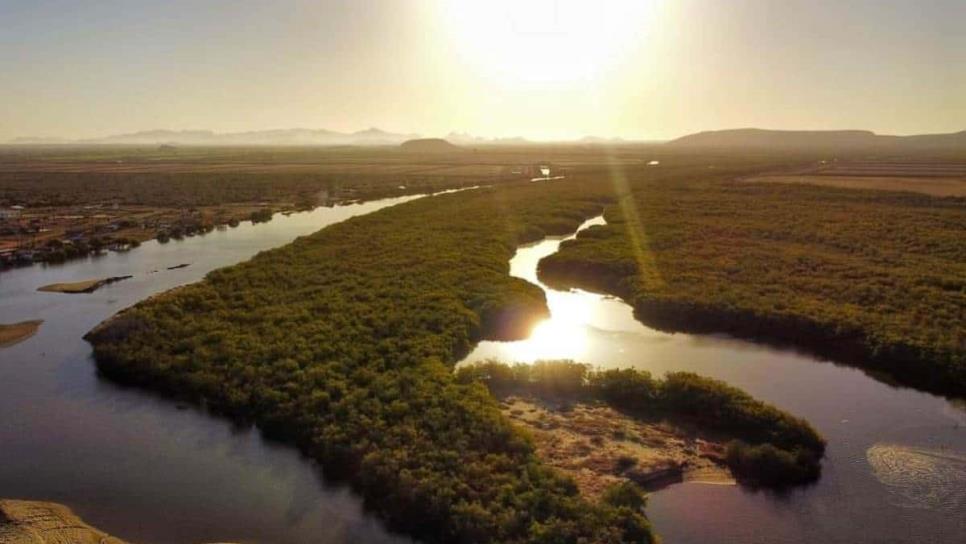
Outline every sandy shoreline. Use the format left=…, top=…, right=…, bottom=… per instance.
left=0, top=499, right=243, bottom=544
left=0, top=499, right=128, bottom=544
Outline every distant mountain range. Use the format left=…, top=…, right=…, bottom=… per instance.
left=10, top=127, right=422, bottom=146
left=9, top=129, right=549, bottom=147
left=444, top=132, right=532, bottom=146
left=12, top=127, right=966, bottom=150
left=667, top=128, right=966, bottom=150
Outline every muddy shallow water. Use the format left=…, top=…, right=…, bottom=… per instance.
left=460, top=216, right=966, bottom=544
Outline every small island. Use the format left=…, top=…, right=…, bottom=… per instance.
left=0, top=320, right=43, bottom=348
left=37, top=275, right=132, bottom=294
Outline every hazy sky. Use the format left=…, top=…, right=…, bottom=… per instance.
left=2, top=0, right=964, bottom=141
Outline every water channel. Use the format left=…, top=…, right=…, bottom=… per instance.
left=0, top=196, right=426, bottom=544
left=461, top=216, right=966, bottom=544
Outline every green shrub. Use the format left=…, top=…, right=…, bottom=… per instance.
left=725, top=440, right=821, bottom=486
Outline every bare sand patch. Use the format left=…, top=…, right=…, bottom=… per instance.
left=0, top=499, right=242, bottom=544
left=0, top=321, right=43, bottom=348
left=501, top=397, right=734, bottom=500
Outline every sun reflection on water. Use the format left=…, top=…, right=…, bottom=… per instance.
left=507, top=318, right=589, bottom=362
left=488, top=216, right=610, bottom=363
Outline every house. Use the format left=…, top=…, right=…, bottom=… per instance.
left=0, top=206, right=23, bottom=220
left=0, top=248, right=16, bottom=264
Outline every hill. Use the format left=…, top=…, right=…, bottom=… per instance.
left=399, top=138, right=464, bottom=153
left=667, top=128, right=966, bottom=150
left=8, top=128, right=421, bottom=147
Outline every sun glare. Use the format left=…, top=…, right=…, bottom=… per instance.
left=439, top=0, right=657, bottom=86
left=512, top=319, right=589, bottom=362
left=500, top=290, right=597, bottom=362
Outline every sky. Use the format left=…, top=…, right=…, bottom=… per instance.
left=1, top=0, right=964, bottom=141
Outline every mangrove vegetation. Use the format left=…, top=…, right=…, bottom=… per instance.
left=87, top=181, right=661, bottom=543
left=540, top=174, right=966, bottom=397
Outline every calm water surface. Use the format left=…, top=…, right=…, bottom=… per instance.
left=0, top=196, right=428, bottom=544
left=461, top=216, right=966, bottom=544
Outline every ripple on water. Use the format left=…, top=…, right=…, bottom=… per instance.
left=866, top=443, right=966, bottom=512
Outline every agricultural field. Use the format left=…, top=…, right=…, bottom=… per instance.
left=744, top=159, right=966, bottom=197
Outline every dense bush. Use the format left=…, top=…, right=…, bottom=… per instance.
left=0, top=170, right=491, bottom=208
left=249, top=208, right=274, bottom=223
left=725, top=441, right=821, bottom=486
left=657, top=372, right=825, bottom=453
left=87, top=181, right=659, bottom=543
left=0, top=145, right=534, bottom=209
left=540, top=176, right=966, bottom=397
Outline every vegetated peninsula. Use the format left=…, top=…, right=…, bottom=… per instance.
left=86, top=182, right=657, bottom=543
left=538, top=171, right=966, bottom=397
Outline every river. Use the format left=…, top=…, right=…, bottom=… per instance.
left=2, top=202, right=964, bottom=543
left=460, top=216, right=966, bottom=544
left=0, top=196, right=424, bottom=544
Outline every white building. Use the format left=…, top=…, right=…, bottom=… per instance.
left=0, top=206, right=23, bottom=220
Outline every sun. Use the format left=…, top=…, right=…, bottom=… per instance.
left=438, top=0, right=657, bottom=86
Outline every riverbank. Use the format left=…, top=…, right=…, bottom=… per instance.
left=0, top=320, right=42, bottom=348
left=0, top=500, right=128, bottom=544
left=0, top=500, right=244, bottom=544
left=539, top=258, right=965, bottom=398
